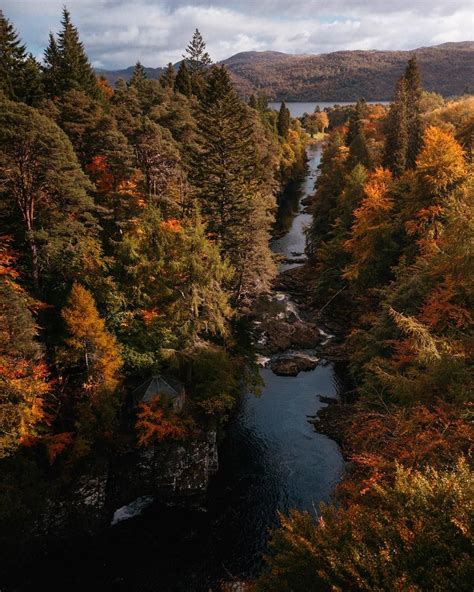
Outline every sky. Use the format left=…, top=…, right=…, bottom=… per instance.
left=3, top=0, right=473, bottom=70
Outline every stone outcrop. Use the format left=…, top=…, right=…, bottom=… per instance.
left=270, top=353, right=319, bottom=376
left=34, top=430, right=219, bottom=538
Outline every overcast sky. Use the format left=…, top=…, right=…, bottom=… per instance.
left=4, top=0, right=473, bottom=69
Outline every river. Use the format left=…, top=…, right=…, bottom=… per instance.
left=16, top=144, right=345, bottom=591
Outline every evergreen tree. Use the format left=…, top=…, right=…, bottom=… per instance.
left=43, top=8, right=98, bottom=98
left=347, top=98, right=370, bottom=168
left=43, top=32, right=61, bottom=97
left=0, top=96, right=101, bottom=296
left=128, top=61, right=147, bottom=90
left=160, top=62, right=175, bottom=89
left=383, top=78, right=409, bottom=176
left=183, top=29, right=212, bottom=97
left=191, top=65, right=276, bottom=300
left=404, top=56, right=423, bottom=167
left=0, top=10, right=43, bottom=104
left=183, top=28, right=211, bottom=76
left=277, top=101, right=290, bottom=137
left=174, top=61, right=192, bottom=97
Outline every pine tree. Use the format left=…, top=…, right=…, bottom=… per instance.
left=44, top=8, right=98, bottom=98
left=0, top=96, right=101, bottom=296
left=404, top=56, right=423, bottom=168
left=128, top=61, right=148, bottom=90
left=183, top=29, right=211, bottom=76
left=0, top=10, right=43, bottom=104
left=183, top=29, right=212, bottom=97
left=174, top=61, right=192, bottom=97
left=277, top=101, right=290, bottom=137
left=383, top=78, right=409, bottom=176
left=43, top=32, right=61, bottom=97
left=191, top=65, right=276, bottom=300
left=160, top=62, right=175, bottom=89
left=347, top=98, right=370, bottom=168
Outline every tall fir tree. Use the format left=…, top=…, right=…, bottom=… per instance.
left=183, top=29, right=212, bottom=96
left=174, top=61, right=192, bottom=97
left=347, top=99, right=370, bottom=168
left=128, top=61, right=148, bottom=90
left=191, top=65, right=275, bottom=301
left=383, top=78, right=409, bottom=176
left=404, top=56, right=423, bottom=168
left=0, top=10, right=43, bottom=104
left=160, top=62, right=176, bottom=89
left=277, top=101, right=291, bottom=137
left=43, top=8, right=98, bottom=99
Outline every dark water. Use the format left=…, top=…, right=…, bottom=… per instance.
left=10, top=144, right=345, bottom=592
left=269, top=100, right=390, bottom=118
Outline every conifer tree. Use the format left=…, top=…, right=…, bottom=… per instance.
left=0, top=96, right=101, bottom=296
left=128, top=61, right=147, bottom=90
left=43, top=8, right=98, bottom=98
left=183, top=29, right=212, bottom=97
left=184, top=28, right=211, bottom=75
left=404, top=56, right=423, bottom=167
left=61, top=283, right=122, bottom=394
left=0, top=10, right=43, bottom=104
left=43, top=32, right=61, bottom=97
left=277, top=101, right=290, bottom=137
left=174, top=61, right=192, bottom=97
left=383, top=78, right=409, bottom=176
left=191, top=65, right=276, bottom=300
left=347, top=98, right=370, bottom=168
left=160, top=62, right=176, bottom=89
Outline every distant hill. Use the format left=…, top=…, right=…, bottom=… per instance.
left=99, top=42, right=474, bottom=101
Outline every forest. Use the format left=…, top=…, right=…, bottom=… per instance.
left=0, top=5, right=473, bottom=591
left=257, top=60, right=474, bottom=591
left=0, top=6, right=307, bottom=546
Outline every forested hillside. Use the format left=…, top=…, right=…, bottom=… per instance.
left=0, top=9, right=307, bottom=543
left=100, top=42, right=474, bottom=101
left=257, top=59, right=474, bottom=592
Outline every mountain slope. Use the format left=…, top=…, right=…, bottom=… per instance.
left=99, top=42, right=474, bottom=101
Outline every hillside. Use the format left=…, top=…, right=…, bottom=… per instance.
left=99, top=42, right=474, bottom=101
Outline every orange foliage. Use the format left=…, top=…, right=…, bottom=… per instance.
left=0, top=235, right=19, bottom=279
left=136, top=396, right=186, bottom=446
left=141, top=308, right=160, bottom=326
left=419, top=276, right=472, bottom=331
left=96, top=75, right=114, bottom=100
left=86, top=155, right=114, bottom=194
left=342, top=402, right=473, bottom=498
left=45, top=432, right=74, bottom=464
left=160, top=218, right=183, bottom=233
left=416, top=126, right=466, bottom=193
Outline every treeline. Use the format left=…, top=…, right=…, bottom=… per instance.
left=223, top=44, right=474, bottom=101
left=258, top=59, right=474, bottom=590
left=0, top=8, right=307, bottom=538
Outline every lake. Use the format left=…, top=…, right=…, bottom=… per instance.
left=269, top=100, right=390, bottom=118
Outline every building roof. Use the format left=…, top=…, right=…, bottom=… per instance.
left=133, top=375, right=184, bottom=404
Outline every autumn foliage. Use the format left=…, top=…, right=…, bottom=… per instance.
left=136, top=396, right=187, bottom=446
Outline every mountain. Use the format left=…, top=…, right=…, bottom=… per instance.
left=99, top=42, right=474, bottom=101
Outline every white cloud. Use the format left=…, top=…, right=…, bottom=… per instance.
left=3, top=0, right=473, bottom=69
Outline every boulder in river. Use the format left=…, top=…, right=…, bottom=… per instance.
left=271, top=353, right=320, bottom=376
left=259, top=319, right=321, bottom=353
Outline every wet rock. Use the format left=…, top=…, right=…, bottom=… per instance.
left=259, top=319, right=321, bottom=354
left=271, top=353, right=319, bottom=376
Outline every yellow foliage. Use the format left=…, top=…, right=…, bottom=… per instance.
left=416, top=126, right=466, bottom=193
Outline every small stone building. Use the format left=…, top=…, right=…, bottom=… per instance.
left=132, top=375, right=185, bottom=413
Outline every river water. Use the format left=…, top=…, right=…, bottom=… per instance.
left=15, top=145, right=345, bottom=591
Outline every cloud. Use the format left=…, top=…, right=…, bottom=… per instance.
left=3, top=0, right=473, bottom=69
